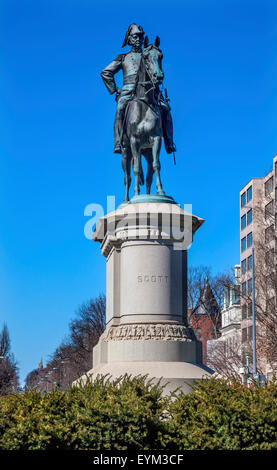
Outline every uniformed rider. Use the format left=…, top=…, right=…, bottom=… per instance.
left=101, top=23, right=176, bottom=155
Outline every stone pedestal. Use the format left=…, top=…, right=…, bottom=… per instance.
left=76, top=199, right=213, bottom=394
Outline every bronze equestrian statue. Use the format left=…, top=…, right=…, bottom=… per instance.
left=101, top=23, right=176, bottom=201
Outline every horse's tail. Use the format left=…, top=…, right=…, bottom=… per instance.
left=131, top=156, right=144, bottom=186
left=139, top=160, right=144, bottom=186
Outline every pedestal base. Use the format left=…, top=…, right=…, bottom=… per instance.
left=73, top=201, right=213, bottom=395
left=74, top=326, right=214, bottom=395
left=127, top=194, right=177, bottom=205
left=75, top=361, right=213, bottom=395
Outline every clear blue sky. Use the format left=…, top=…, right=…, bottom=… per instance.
left=0, top=0, right=276, bottom=386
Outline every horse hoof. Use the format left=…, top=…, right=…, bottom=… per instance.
left=157, top=190, right=166, bottom=196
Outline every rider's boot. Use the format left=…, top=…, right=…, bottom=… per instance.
left=162, top=107, right=177, bottom=154
left=114, top=102, right=126, bottom=154
left=114, top=143, right=121, bottom=154
left=164, top=138, right=177, bottom=154
left=114, top=117, right=122, bottom=154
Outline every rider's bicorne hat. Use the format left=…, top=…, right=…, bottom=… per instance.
left=122, top=23, right=145, bottom=48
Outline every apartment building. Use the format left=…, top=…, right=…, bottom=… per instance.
left=239, top=154, right=277, bottom=376
left=220, top=265, right=241, bottom=352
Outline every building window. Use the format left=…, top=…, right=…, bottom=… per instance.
left=248, top=302, right=253, bottom=317
left=248, top=325, right=253, bottom=341
left=265, top=176, right=273, bottom=196
left=247, top=254, right=253, bottom=271
left=247, top=232, right=253, bottom=248
left=242, top=281, right=247, bottom=295
left=242, top=304, right=247, bottom=320
left=242, top=259, right=246, bottom=273
left=241, top=214, right=246, bottom=230
left=241, top=237, right=246, bottom=252
left=265, top=225, right=274, bottom=243
left=265, top=201, right=274, bottom=220
left=232, top=286, right=240, bottom=305
left=247, top=209, right=252, bottom=225
left=241, top=192, right=246, bottom=207
left=248, top=278, right=253, bottom=294
left=224, top=286, right=230, bottom=308
left=247, top=186, right=252, bottom=202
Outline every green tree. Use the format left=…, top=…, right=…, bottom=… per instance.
left=25, top=294, right=106, bottom=391
left=0, top=324, right=19, bottom=396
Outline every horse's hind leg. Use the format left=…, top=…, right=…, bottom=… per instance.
left=121, top=147, right=131, bottom=202
left=130, top=138, right=141, bottom=196
left=152, top=137, right=165, bottom=195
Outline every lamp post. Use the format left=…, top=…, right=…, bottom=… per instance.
left=245, top=351, right=250, bottom=376
left=245, top=350, right=253, bottom=387
left=52, top=367, right=59, bottom=389
left=52, top=359, right=70, bottom=390
left=252, top=248, right=258, bottom=379
left=60, top=359, right=70, bottom=389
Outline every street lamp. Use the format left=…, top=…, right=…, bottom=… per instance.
left=252, top=248, right=258, bottom=380
left=245, top=351, right=250, bottom=376
left=60, top=359, right=70, bottom=386
left=244, top=350, right=254, bottom=387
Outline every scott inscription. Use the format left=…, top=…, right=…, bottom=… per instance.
left=138, top=274, right=168, bottom=283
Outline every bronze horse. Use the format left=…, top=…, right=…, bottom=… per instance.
left=121, top=37, right=166, bottom=202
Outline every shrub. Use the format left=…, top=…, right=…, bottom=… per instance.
left=165, top=377, right=277, bottom=450
left=0, top=375, right=167, bottom=450
left=0, top=375, right=277, bottom=450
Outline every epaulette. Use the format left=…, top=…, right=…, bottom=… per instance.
left=114, top=53, right=126, bottom=62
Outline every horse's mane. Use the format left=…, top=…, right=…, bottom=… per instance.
left=133, top=45, right=162, bottom=98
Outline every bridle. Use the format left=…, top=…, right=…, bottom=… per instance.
left=120, top=46, right=164, bottom=148
left=140, top=60, right=156, bottom=95
left=135, top=46, right=162, bottom=98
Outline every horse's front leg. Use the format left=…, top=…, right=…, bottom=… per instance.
left=152, top=137, right=165, bottom=195
left=121, top=148, right=131, bottom=202
left=130, top=138, right=141, bottom=196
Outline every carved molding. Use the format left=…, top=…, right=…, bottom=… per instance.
left=104, top=323, right=193, bottom=342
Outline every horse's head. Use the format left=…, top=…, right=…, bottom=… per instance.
left=142, top=36, right=164, bottom=86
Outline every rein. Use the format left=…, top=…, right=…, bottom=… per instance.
left=138, top=81, right=156, bottom=95
left=133, top=53, right=159, bottom=103
left=132, top=60, right=161, bottom=117
left=120, top=51, right=161, bottom=146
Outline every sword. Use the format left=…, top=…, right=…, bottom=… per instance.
left=164, top=88, right=170, bottom=105
left=164, top=88, right=176, bottom=165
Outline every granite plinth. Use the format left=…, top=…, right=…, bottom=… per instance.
left=74, top=201, right=214, bottom=394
